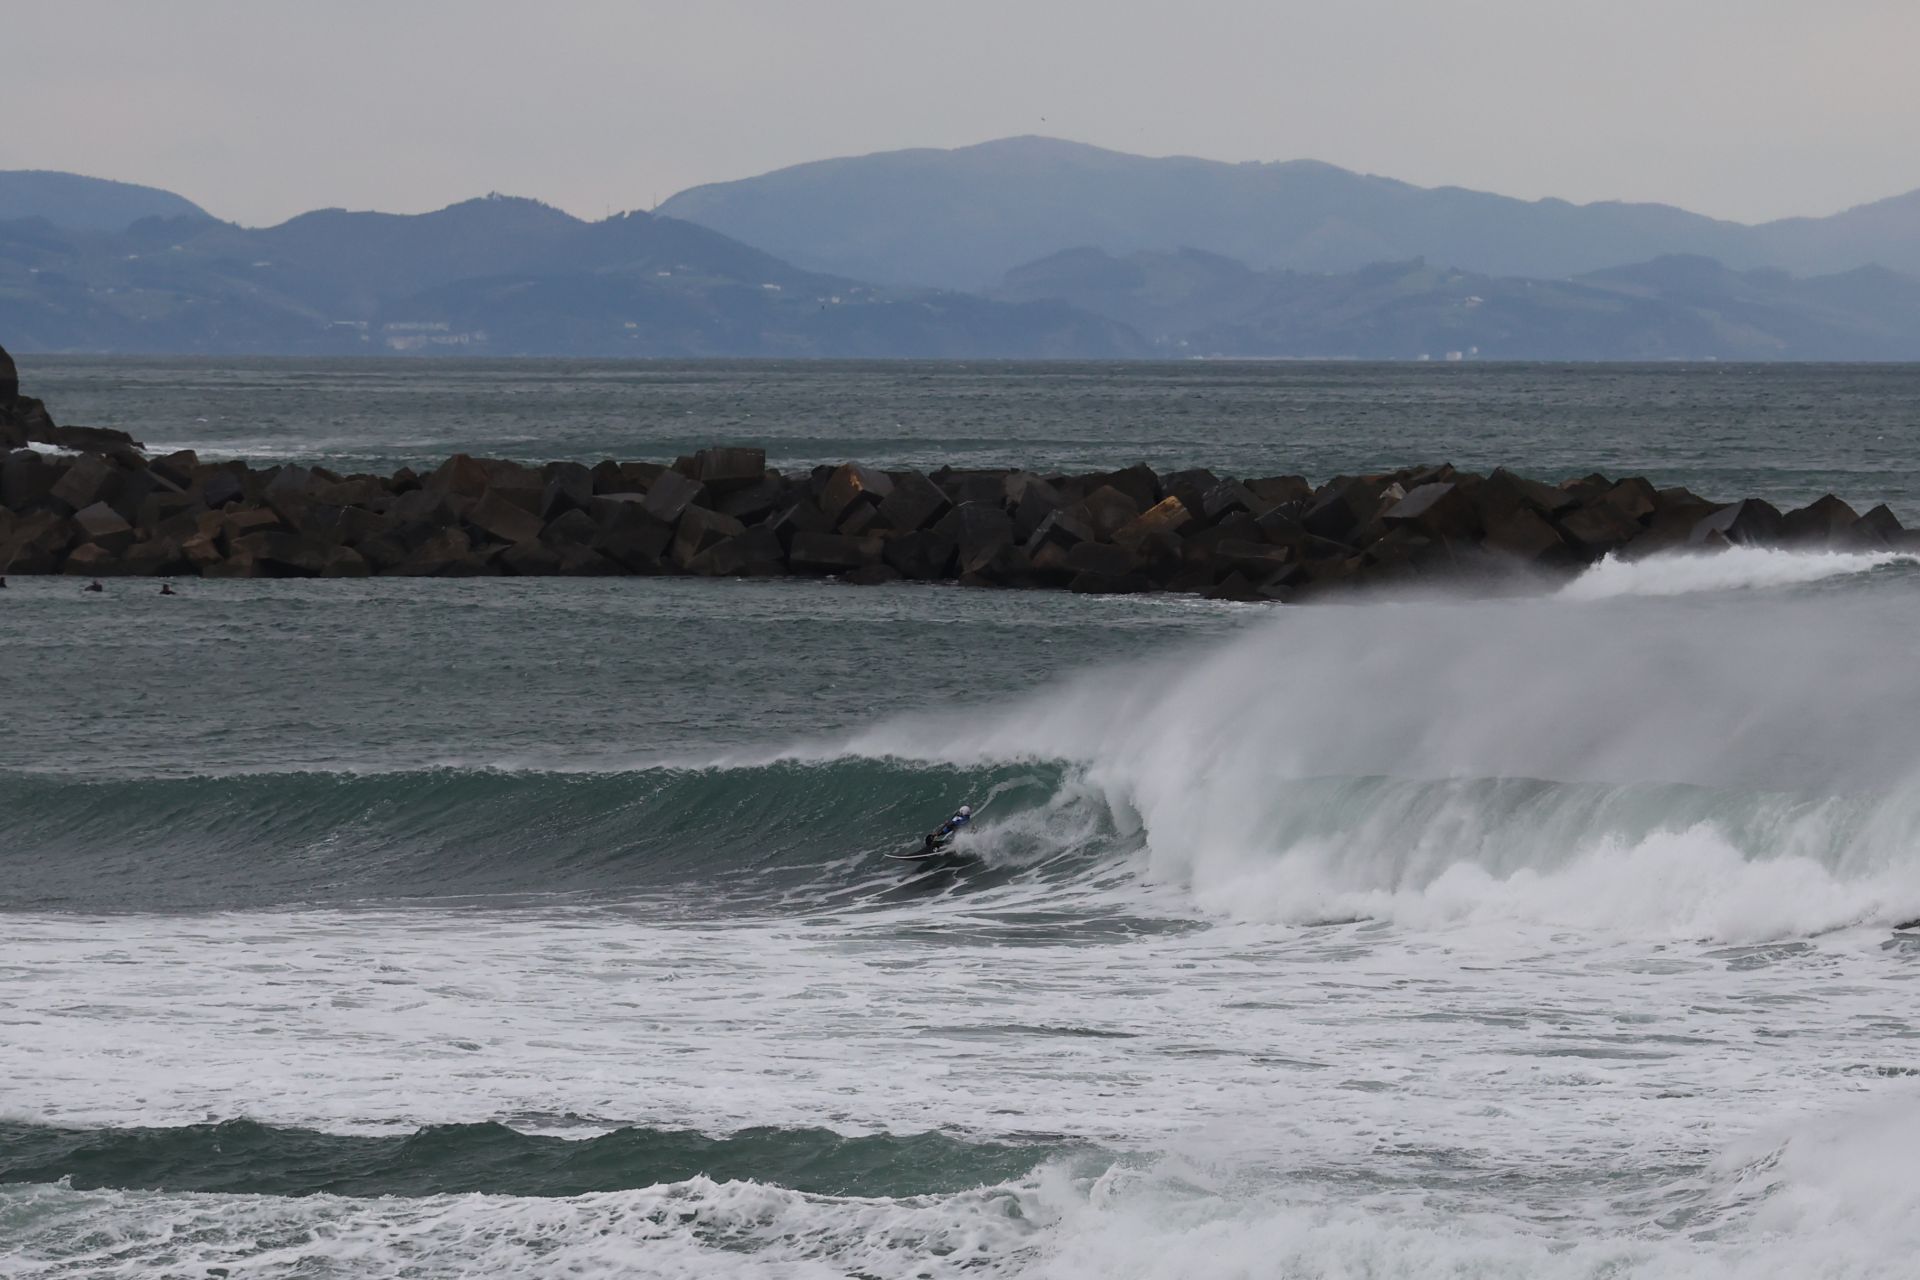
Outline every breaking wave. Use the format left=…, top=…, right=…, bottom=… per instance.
left=8, top=551, right=1920, bottom=938
left=1558, top=546, right=1920, bottom=600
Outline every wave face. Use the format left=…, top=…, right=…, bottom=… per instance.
left=0, top=761, right=1094, bottom=910
left=7, top=550, right=1919, bottom=939
left=0, top=1119, right=1069, bottom=1199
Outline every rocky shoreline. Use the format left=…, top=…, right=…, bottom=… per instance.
left=2, top=345, right=1911, bottom=598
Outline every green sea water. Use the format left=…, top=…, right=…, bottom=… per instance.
left=4, top=359, right=1920, bottom=1278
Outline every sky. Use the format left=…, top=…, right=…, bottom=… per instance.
left=4, top=0, right=1917, bottom=228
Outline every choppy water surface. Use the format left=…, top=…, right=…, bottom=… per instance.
left=5, top=361, right=1920, bottom=1277
left=22, top=356, right=1920, bottom=516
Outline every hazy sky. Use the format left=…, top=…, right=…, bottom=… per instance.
left=6, top=1, right=1916, bottom=227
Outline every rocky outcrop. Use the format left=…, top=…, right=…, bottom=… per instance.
left=0, top=342, right=142, bottom=455
left=2, top=440, right=1911, bottom=596
left=2, top=348, right=1912, bottom=593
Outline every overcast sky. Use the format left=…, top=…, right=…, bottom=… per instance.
left=6, top=0, right=1916, bottom=227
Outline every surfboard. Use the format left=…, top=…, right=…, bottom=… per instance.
left=886, top=837, right=956, bottom=862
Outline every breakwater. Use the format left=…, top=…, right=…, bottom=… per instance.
left=0, top=348, right=1910, bottom=598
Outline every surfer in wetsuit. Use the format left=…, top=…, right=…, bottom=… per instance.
left=83, top=579, right=103, bottom=593
left=924, top=804, right=972, bottom=850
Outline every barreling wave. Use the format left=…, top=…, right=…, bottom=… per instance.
left=9, top=554, right=1920, bottom=937
left=0, top=1118, right=1078, bottom=1200
left=0, top=761, right=1108, bottom=911
left=821, top=578, right=1920, bottom=939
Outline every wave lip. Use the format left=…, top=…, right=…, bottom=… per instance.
left=1558, top=546, right=1918, bottom=600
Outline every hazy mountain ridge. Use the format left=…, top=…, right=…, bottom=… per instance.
left=0, top=171, right=212, bottom=234
left=658, top=136, right=1920, bottom=290
left=0, top=194, right=1144, bottom=357
left=995, top=247, right=1920, bottom=360
left=5, top=158, right=1920, bottom=359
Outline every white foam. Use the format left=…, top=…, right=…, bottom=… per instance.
left=817, top=587, right=1920, bottom=939
left=1559, top=546, right=1918, bottom=600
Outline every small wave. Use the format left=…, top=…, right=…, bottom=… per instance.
left=0, top=1117, right=1073, bottom=1200
left=1558, top=546, right=1918, bottom=600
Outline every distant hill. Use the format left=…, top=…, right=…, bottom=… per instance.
left=657, top=136, right=1920, bottom=290
left=0, top=170, right=211, bottom=233
left=996, top=248, right=1920, bottom=361
left=0, top=194, right=1144, bottom=357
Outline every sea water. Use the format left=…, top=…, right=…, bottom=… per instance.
left=4, top=360, right=1920, bottom=1278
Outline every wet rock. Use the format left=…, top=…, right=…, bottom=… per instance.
left=1199, top=480, right=1261, bottom=525
left=768, top=499, right=831, bottom=550
left=424, top=453, right=493, bottom=499
left=1480, top=504, right=1569, bottom=563
left=594, top=504, right=674, bottom=573
left=180, top=531, right=224, bottom=571
left=875, top=471, right=951, bottom=533
left=1481, top=467, right=1577, bottom=517
left=1853, top=504, right=1906, bottom=547
left=641, top=469, right=706, bottom=524
left=1557, top=496, right=1645, bottom=557
left=499, top=540, right=563, bottom=576
left=1158, top=468, right=1219, bottom=515
left=0, top=512, right=73, bottom=573
left=933, top=468, right=1007, bottom=507
left=1112, top=496, right=1192, bottom=550
left=1064, top=540, right=1142, bottom=579
left=671, top=505, right=747, bottom=569
left=320, top=546, right=371, bottom=578
left=1027, top=508, right=1096, bottom=553
left=819, top=463, right=894, bottom=525
left=688, top=526, right=786, bottom=577
left=1690, top=498, right=1784, bottom=547
left=883, top=529, right=957, bottom=580
left=233, top=531, right=341, bottom=578
left=1780, top=495, right=1861, bottom=546
left=1212, top=538, right=1296, bottom=578
left=693, top=446, right=767, bottom=493
left=73, top=498, right=136, bottom=552
left=63, top=542, right=123, bottom=575
left=539, top=463, right=595, bottom=521
left=201, top=468, right=247, bottom=510
left=395, top=527, right=490, bottom=577
left=788, top=531, right=884, bottom=574
left=717, top=475, right=790, bottom=526
left=467, top=488, right=546, bottom=546
left=1245, top=475, right=1312, bottom=510
left=49, top=455, right=118, bottom=514
left=1069, top=485, right=1142, bottom=540
left=1, top=451, right=60, bottom=511
left=1084, top=464, right=1159, bottom=511
left=844, top=563, right=903, bottom=586
left=1301, top=476, right=1383, bottom=543
left=1383, top=482, right=1480, bottom=540
left=935, top=502, right=1016, bottom=576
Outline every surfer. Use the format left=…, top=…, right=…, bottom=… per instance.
left=83, top=579, right=104, bottom=593
left=160, top=582, right=176, bottom=596
left=923, top=804, right=972, bottom=850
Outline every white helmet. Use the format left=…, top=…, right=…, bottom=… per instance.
left=958, top=805, right=972, bottom=816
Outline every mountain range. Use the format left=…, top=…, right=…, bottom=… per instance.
left=5, top=140, right=1920, bottom=360
left=0, top=190, right=1137, bottom=357
left=659, top=136, right=1920, bottom=290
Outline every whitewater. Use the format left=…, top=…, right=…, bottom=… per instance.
left=5, top=544, right=1920, bottom=1277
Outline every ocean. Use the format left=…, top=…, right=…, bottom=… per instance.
left=4, top=358, right=1920, bottom=1278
